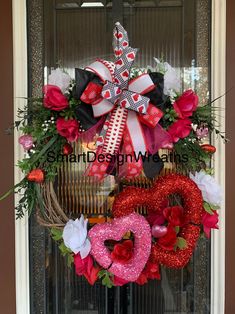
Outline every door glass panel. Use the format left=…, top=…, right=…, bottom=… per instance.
left=28, top=0, right=211, bottom=313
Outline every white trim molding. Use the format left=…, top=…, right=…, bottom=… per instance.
left=211, top=0, right=226, bottom=314
left=12, top=0, right=30, bottom=313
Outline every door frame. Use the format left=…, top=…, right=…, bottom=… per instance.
left=13, top=0, right=226, bottom=313
left=13, top=0, right=30, bottom=313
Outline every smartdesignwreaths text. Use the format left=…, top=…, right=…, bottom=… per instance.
left=46, top=151, right=189, bottom=166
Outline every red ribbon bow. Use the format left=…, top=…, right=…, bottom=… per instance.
left=81, top=23, right=165, bottom=180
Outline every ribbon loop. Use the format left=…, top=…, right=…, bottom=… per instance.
left=113, top=22, right=129, bottom=58
left=102, top=81, right=149, bottom=114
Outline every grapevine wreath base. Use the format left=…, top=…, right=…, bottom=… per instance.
left=36, top=173, right=219, bottom=287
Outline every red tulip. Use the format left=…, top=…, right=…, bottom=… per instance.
left=27, top=169, right=44, bottom=183
left=201, top=144, right=216, bottom=154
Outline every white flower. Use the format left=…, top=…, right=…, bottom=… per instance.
left=189, top=170, right=222, bottom=206
left=163, top=62, right=181, bottom=96
left=154, top=58, right=181, bottom=96
left=48, top=68, right=71, bottom=93
left=62, top=215, right=91, bottom=258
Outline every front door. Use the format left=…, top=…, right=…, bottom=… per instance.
left=28, top=1, right=212, bottom=313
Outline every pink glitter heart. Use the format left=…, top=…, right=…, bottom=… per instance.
left=88, top=212, right=151, bottom=282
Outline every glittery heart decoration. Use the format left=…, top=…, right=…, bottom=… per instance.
left=88, top=212, right=151, bottom=281
left=112, top=174, right=203, bottom=269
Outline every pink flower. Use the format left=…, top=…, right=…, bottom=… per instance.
left=196, top=126, right=209, bottom=139
left=202, top=211, right=219, bottom=238
left=168, top=118, right=192, bottom=142
left=173, top=90, right=198, bottom=119
left=43, top=85, right=69, bottom=111
left=56, top=117, right=80, bottom=142
left=18, top=134, right=34, bottom=150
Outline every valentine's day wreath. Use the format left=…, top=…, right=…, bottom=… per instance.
left=1, top=23, right=224, bottom=287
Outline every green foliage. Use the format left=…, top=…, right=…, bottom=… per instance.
left=14, top=180, right=37, bottom=219
left=175, top=226, right=180, bottom=234
left=192, top=102, right=228, bottom=143
left=175, top=237, right=188, bottom=250
left=162, top=108, right=178, bottom=124
left=174, top=136, right=210, bottom=172
left=203, top=201, right=220, bottom=215
left=98, top=270, right=114, bottom=288
left=51, top=228, right=63, bottom=241
left=51, top=228, right=74, bottom=268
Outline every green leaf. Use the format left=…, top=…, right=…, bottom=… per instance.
left=30, top=136, right=58, bottom=165
left=0, top=178, right=26, bottom=201
left=175, top=226, right=180, bottom=234
left=51, top=228, right=63, bottom=241
left=210, top=204, right=220, bottom=210
left=98, top=270, right=114, bottom=288
left=98, top=270, right=106, bottom=278
left=59, top=242, right=71, bottom=256
left=67, top=254, right=74, bottom=268
left=176, top=237, right=188, bottom=249
left=203, top=202, right=214, bottom=215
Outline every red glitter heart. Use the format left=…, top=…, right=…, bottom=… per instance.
left=112, top=174, right=203, bottom=269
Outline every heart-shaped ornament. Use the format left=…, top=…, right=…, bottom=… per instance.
left=88, top=212, right=151, bottom=281
left=112, top=174, right=203, bottom=269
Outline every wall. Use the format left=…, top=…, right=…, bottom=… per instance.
left=0, top=0, right=16, bottom=313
